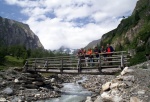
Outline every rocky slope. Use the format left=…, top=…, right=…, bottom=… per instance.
left=83, top=61, right=150, bottom=102
left=0, top=16, right=44, bottom=49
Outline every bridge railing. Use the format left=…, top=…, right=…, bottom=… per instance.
left=23, top=51, right=130, bottom=74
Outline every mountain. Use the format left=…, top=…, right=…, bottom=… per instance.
left=85, top=0, right=150, bottom=65
left=54, top=46, right=77, bottom=55
left=0, top=16, right=44, bottom=49
left=84, top=39, right=101, bottom=50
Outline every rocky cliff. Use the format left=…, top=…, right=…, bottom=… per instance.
left=0, top=16, right=44, bottom=49
left=100, top=0, right=150, bottom=52
left=86, top=0, right=150, bottom=65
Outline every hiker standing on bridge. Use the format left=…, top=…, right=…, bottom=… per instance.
left=106, top=44, right=114, bottom=65
left=94, top=46, right=100, bottom=62
left=77, top=49, right=82, bottom=68
left=86, top=48, right=93, bottom=66
left=101, top=45, right=107, bottom=61
left=77, top=48, right=86, bottom=68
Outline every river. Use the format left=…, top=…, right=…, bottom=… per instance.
left=38, top=77, right=92, bottom=102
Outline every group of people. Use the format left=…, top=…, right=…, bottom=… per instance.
left=77, top=44, right=114, bottom=67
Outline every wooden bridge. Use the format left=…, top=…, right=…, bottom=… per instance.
left=23, top=51, right=130, bottom=75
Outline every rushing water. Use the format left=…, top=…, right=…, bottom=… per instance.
left=44, top=77, right=92, bottom=102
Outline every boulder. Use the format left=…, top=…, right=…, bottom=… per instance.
left=32, top=81, right=44, bottom=86
left=101, top=92, right=112, bottom=101
left=51, top=78, right=55, bottom=83
left=123, top=75, right=135, bottom=82
left=85, top=96, right=92, bottom=102
left=121, top=67, right=134, bottom=75
left=0, top=98, right=7, bottom=102
left=130, top=97, right=141, bottom=102
left=110, top=83, right=119, bottom=89
left=58, top=74, right=62, bottom=78
left=2, top=87, right=13, bottom=95
left=137, top=90, right=145, bottom=95
left=121, top=67, right=128, bottom=75
left=102, top=82, right=111, bottom=91
left=113, top=96, right=122, bottom=102
left=14, top=79, right=19, bottom=83
left=94, top=95, right=103, bottom=102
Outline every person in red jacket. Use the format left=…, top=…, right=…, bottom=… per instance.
left=86, top=48, right=93, bottom=66
left=106, top=44, right=114, bottom=65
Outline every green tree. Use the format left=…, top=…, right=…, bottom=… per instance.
left=0, top=46, right=7, bottom=64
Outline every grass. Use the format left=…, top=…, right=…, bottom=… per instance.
left=0, top=56, right=24, bottom=70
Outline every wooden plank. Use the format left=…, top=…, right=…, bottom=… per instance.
left=81, top=67, right=99, bottom=69
left=101, top=65, right=120, bottom=69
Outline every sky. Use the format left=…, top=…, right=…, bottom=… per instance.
left=0, top=0, right=138, bottom=50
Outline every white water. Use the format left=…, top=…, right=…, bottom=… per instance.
left=44, top=77, right=92, bottom=102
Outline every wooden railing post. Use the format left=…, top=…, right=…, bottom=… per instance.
left=78, top=58, right=81, bottom=73
left=34, top=59, right=37, bottom=71
left=60, top=58, right=63, bottom=73
left=24, top=60, right=28, bottom=72
left=121, top=52, right=124, bottom=70
left=46, top=58, right=48, bottom=71
left=98, top=54, right=102, bottom=73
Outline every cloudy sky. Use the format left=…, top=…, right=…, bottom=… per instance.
left=0, top=0, right=138, bottom=50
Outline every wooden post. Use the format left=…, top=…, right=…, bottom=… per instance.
left=121, top=52, right=124, bottom=70
left=98, top=54, right=102, bottom=73
left=78, top=58, right=81, bottom=73
left=34, top=59, right=37, bottom=71
left=46, top=58, right=48, bottom=71
left=24, top=60, right=28, bottom=72
left=60, top=58, right=63, bottom=73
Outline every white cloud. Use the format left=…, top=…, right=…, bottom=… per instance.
left=4, top=0, right=138, bottom=50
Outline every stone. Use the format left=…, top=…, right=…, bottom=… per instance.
left=110, top=83, right=119, bottom=89
left=111, top=89, right=119, bottom=96
left=58, top=74, right=62, bottom=78
left=34, top=94, right=40, bottom=98
left=101, top=92, right=112, bottom=101
left=124, top=81, right=133, bottom=87
left=121, top=67, right=128, bottom=75
left=14, top=79, right=19, bottom=83
left=113, top=96, right=122, bottom=102
left=137, top=90, right=145, bottom=95
left=121, top=67, right=134, bottom=75
left=0, top=98, right=7, bottom=102
left=116, top=75, right=123, bottom=80
left=130, top=97, right=141, bottom=102
left=123, top=75, right=135, bottom=82
left=51, top=78, right=55, bottom=83
left=32, top=81, right=44, bottom=86
left=85, top=96, right=92, bottom=102
left=118, top=83, right=126, bottom=87
left=94, top=95, right=103, bottom=102
left=44, top=80, right=51, bottom=84
left=102, top=82, right=111, bottom=91
left=2, top=87, right=13, bottom=95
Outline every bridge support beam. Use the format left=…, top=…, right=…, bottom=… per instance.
left=60, top=58, right=63, bottom=73
left=98, top=54, right=102, bottom=73
left=121, top=52, right=124, bottom=70
left=78, top=58, right=81, bottom=73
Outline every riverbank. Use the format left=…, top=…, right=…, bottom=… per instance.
left=0, top=68, right=63, bottom=101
